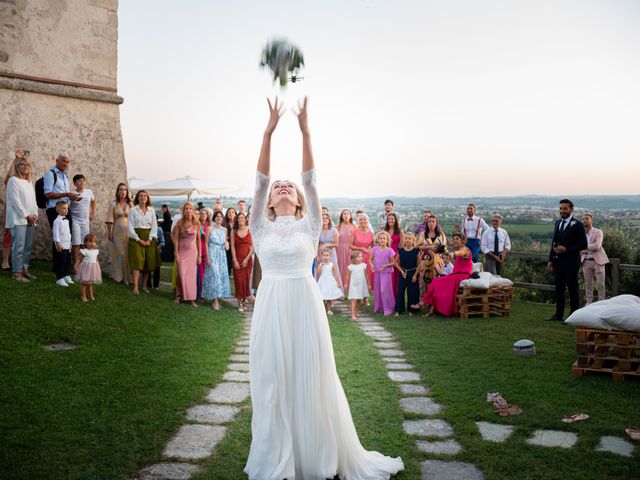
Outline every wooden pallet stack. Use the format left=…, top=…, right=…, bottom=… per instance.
left=571, top=327, right=640, bottom=381
left=457, top=285, right=513, bottom=319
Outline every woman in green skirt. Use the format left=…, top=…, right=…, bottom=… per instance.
left=128, top=190, right=159, bottom=294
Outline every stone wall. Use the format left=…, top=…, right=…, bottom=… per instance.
left=0, top=0, right=126, bottom=273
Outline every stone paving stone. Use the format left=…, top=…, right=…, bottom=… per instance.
left=186, top=404, right=240, bottom=424
left=399, top=384, right=429, bottom=395
left=373, top=341, right=401, bottom=349
left=403, top=419, right=453, bottom=438
left=595, top=436, right=635, bottom=457
left=163, top=425, right=227, bottom=460
left=227, top=363, right=250, bottom=371
left=237, top=340, right=250, bottom=346
left=359, top=325, right=385, bottom=331
left=223, top=371, right=250, bottom=382
left=383, top=357, right=405, bottom=363
left=230, top=354, right=249, bottom=362
left=235, top=347, right=250, bottom=354
left=388, top=371, right=421, bottom=383
left=364, top=331, right=394, bottom=339
left=400, top=397, right=442, bottom=415
left=139, top=462, right=201, bottom=480
left=44, top=342, right=78, bottom=351
left=206, top=382, right=250, bottom=404
left=420, top=460, right=484, bottom=480
left=475, top=422, right=515, bottom=443
left=416, top=439, right=462, bottom=455
left=526, top=430, right=578, bottom=448
left=386, top=363, right=414, bottom=370
left=379, top=349, right=405, bottom=357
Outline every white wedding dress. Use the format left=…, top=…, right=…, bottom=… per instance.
left=245, top=169, right=404, bottom=480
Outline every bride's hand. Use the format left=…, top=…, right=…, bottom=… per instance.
left=296, top=97, right=309, bottom=135
left=265, top=97, right=284, bottom=135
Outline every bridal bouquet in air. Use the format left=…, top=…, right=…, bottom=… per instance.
left=260, top=38, right=304, bottom=88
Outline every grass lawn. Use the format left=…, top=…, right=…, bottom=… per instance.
left=0, top=261, right=242, bottom=480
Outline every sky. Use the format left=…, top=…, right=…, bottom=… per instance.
left=118, top=0, right=640, bottom=198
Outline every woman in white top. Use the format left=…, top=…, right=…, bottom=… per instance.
left=127, top=190, right=159, bottom=294
left=5, top=156, right=38, bottom=282
left=244, top=97, right=403, bottom=480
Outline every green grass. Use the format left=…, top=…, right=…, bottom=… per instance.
left=374, top=301, right=640, bottom=480
left=0, top=261, right=242, bottom=480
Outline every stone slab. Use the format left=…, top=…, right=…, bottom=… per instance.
left=420, top=460, right=484, bottom=480
left=44, top=342, right=78, bottom=351
left=359, top=325, right=385, bottom=331
left=595, top=436, right=635, bottom=457
left=373, top=341, right=400, bottom=349
left=383, top=357, right=405, bottom=363
left=379, top=349, right=405, bottom=357
left=386, top=363, right=414, bottom=370
left=163, top=425, right=227, bottom=460
left=526, top=430, right=578, bottom=448
left=388, top=371, right=420, bottom=383
left=139, top=462, right=201, bottom=480
left=416, top=439, right=462, bottom=455
left=235, top=347, right=250, bottom=354
left=404, top=419, right=453, bottom=438
left=227, top=363, right=250, bottom=371
left=206, top=382, right=250, bottom=404
left=230, top=354, right=249, bottom=362
left=400, top=397, right=442, bottom=415
left=223, top=371, right=250, bottom=382
left=399, top=384, right=429, bottom=395
left=475, top=422, right=515, bottom=443
left=237, top=340, right=250, bottom=346
left=186, top=404, right=240, bottom=424
left=364, top=331, right=394, bottom=339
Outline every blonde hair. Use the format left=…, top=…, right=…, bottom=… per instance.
left=9, top=157, right=32, bottom=181
left=350, top=250, right=362, bottom=261
left=266, top=180, right=307, bottom=221
left=178, top=202, right=201, bottom=229
left=404, top=232, right=416, bottom=244
left=375, top=230, right=391, bottom=245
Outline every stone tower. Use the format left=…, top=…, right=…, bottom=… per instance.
left=0, top=0, right=126, bottom=271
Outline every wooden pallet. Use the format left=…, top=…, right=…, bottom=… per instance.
left=572, top=327, right=640, bottom=381
left=457, top=286, right=513, bottom=319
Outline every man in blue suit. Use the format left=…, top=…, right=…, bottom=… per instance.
left=546, top=199, right=588, bottom=321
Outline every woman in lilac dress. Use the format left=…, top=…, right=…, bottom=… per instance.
left=336, top=209, right=356, bottom=288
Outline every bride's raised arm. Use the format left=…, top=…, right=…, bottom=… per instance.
left=297, top=97, right=321, bottom=233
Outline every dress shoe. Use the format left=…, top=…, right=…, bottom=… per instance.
left=545, top=314, right=563, bottom=321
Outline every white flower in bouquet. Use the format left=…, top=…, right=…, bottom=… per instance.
left=260, top=38, right=304, bottom=88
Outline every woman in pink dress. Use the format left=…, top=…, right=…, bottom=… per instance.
left=197, top=208, right=211, bottom=299
left=173, top=202, right=201, bottom=307
left=350, top=213, right=374, bottom=288
left=336, top=209, right=356, bottom=288
left=384, top=212, right=403, bottom=297
left=413, top=233, right=472, bottom=317
left=370, top=231, right=396, bottom=315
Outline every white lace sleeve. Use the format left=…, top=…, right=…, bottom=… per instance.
left=301, top=168, right=321, bottom=245
left=249, top=170, right=270, bottom=243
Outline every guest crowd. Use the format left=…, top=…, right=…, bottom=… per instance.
left=2, top=151, right=608, bottom=319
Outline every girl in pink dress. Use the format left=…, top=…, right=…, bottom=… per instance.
left=350, top=213, right=374, bottom=288
left=370, top=231, right=396, bottom=315
left=413, top=233, right=472, bottom=317
left=336, top=209, right=356, bottom=287
left=197, top=208, right=211, bottom=299
left=74, top=233, right=102, bottom=302
left=384, top=212, right=403, bottom=298
left=173, top=202, right=201, bottom=307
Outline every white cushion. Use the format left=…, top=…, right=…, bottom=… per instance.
left=489, top=276, right=513, bottom=287
left=460, top=271, right=492, bottom=290
left=564, top=304, right=613, bottom=330
left=601, top=303, right=640, bottom=333
left=564, top=295, right=640, bottom=331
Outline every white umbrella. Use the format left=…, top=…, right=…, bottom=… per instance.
left=132, top=175, right=244, bottom=199
left=127, top=177, right=152, bottom=190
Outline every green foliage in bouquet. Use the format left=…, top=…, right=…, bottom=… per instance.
left=260, top=39, right=305, bottom=88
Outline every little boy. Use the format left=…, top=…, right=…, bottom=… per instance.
left=52, top=201, right=74, bottom=287
left=441, top=255, right=454, bottom=276
left=69, top=174, right=96, bottom=267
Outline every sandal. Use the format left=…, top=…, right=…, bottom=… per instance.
left=625, top=427, right=640, bottom=441
left=495, top=404, right=522, bottom=417
left=562, top=413, right=589, bottom=423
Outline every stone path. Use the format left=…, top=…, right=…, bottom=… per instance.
left=136, top=299, right=253, bottom=480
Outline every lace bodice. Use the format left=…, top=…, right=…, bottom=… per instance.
left=250, top=169, right=321, bottom=278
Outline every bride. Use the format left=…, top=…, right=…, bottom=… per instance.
left=244, top=97, right=404, bottom=480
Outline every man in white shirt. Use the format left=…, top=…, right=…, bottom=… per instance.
left=481, top=214, right=512, bottom=275
left=456, top=204, right=489, bottom=263
left=69, top=174, right=96, bottom=268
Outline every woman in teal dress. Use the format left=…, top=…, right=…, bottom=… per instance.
left=202, top=210, right=230, bottom=309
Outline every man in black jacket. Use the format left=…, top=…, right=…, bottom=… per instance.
left=546, top=199, right=588, bottom=321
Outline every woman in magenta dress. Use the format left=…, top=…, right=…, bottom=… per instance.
left=350, top=213, right=374, bottom=288
left=413, top=233, right=472, bottom=317
left=173, top=202, right=201, bottom=307
left=370, top=231, right=396, bottom=315
left=384, top=212, right=403, bottom=297
left=197, top=207, right=211, bottom=299
left=336, top=209, right=356, bottom=288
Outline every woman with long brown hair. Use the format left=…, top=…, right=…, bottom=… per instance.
left=105, top=183, right=133, bottom=284
left=127, top=190, right=159, bottom=294
left=231, top=212, right=253, bottom=311
left=336, top=208, right=356, bottom=288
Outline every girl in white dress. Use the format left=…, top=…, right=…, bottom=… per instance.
left=346, top=250, right=369, bottom=320
left=245, top=97, right=404, bottom=480
left=316, top=248, right=343, bottom=315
